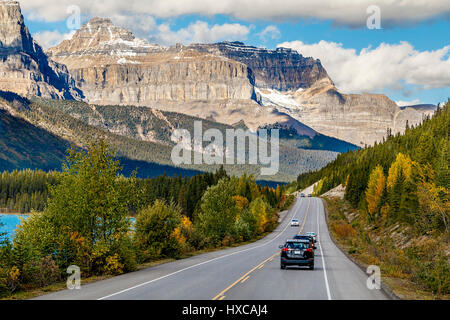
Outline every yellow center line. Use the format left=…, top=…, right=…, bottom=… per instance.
left=212, top=251, right=279, bottom=300
left=241, top=276, right=250, bottom=283
left=211, top=197, right=311, bottom=300
left=297, top=198, right=311, bottom=235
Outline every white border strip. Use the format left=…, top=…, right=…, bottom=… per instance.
left=316, top=198, right=332, bottom=300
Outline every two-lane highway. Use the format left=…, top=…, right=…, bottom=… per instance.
left=35, top=197, right=388, bottom=300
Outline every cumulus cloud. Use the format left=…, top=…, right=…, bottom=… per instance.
left=277, top=40, right=450, bottom=94
left=20, top=0, right=450, bottom=27
left=33, top=30, right=75, bottom=49
left=151, top=21, right=251, bottom=45
left=257, top=25, right=280, bottom=41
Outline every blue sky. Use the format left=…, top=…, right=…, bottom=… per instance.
left=22, top=1, right=450, bottom=106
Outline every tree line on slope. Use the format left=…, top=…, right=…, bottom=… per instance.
left=297, top=101, right=449, bottom=295
left=0, top=165, right=282, bottom=217
left=0, top=141, right=293, bottom=297
left=297, top=101, right=448, bottom=234
left=30, top=96, right=338, bottom=178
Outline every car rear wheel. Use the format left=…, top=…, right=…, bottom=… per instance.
left=309, top=264, right=314, bottom=270
left=280, top=264, right=286, bottom=269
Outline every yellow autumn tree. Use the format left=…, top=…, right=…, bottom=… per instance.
left=250, top=198, right=269, bottom=233
left=386, top=153, right=414, bottom=192
left=233, top=195, right=249, bottom=213
left=365, top=165, right=386, bottom=218
left=417, top=181, right=449, bottom=232
left=180, top=215, right=193, bottom=233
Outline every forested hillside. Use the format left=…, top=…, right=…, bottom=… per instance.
left=33, top=97, right=340, bottom=178
left=0, top=91, right=340, bottom=182
left=297, top=101, right=449, bottom=297
left=298, top=101, right=448, bottom=226
left=264, top=124, right=358, bottom=153
left=0, top=109, right=70, bottom=172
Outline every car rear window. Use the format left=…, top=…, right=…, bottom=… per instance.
left=295, top=236, right=311, bottom=240
left=285, top=242, right=308, bottom=249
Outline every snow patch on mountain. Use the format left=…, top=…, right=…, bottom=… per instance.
left=255, top=87, right=301, bottom=109
left=117, top=57, right=140, bottom=64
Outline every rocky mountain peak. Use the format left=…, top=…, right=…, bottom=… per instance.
left=48, top=17, right=163, bottom=58
left=0, top=0, right=34, bottom=55
left=0, top=0, right=81, bottom=99
left=79, top=17, right=135, bottom=44
left=86, top=17, right=114, bottom=26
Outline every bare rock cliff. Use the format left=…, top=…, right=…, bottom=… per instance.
left=0, top=1, right=80, bottom=99
left=48, top=19, right=255, bottom=105
left=190, top=41, right=333, bottom=91
left=47, top=18, right=318, bottom=135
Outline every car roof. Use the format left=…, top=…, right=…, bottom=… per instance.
left=286, top=239, right=310, bottom=243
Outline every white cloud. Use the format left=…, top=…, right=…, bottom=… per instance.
left=257, top=25, right=280, bottom=41
left=395, top=99, right=421, bottom=107
left=277, top=40, right=450, bottom=94
left=20, top=0, right=450, bottom=27
left=32, top=30, right=75, bottom=49
left=151, top=21, right=251, bottom=45
left=109, top=14, right=157, bottom=35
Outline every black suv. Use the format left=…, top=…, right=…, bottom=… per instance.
left=279, top=239, right=314, bottom=270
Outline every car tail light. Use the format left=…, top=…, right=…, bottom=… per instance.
left=282, top=248, right=289, bottom=252
left=306, top=248, right=313, bottom=253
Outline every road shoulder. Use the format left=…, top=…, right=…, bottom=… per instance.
left=320, top=197, right=400, bottom=300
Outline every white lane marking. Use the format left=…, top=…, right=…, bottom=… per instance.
left=98, top=198, right=306, bottom=300
left=316, top=198, right=332, bottom=300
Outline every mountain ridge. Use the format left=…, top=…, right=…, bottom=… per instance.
left=1, top=90, right=345, bottom=181
left=46, top=16, right=430, bottom=147
left=0, top=3, right=436, bottom=149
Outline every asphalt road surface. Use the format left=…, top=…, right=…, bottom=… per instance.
left=35, top=197, right=389, bottom=300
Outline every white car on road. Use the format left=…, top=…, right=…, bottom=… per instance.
left=290, top=219, right=300, bottom=227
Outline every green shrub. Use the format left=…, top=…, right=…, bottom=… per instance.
left=197, top=178, right=238, bottom=245
left=416, top=254, right=449, bottom=295
left=134, top=200, right=182, bottom=261
left=235, top=209, right=258, bottom=241
left=21, top=255, right=61, bottom=288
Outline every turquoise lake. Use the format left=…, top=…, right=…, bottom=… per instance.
left=0, top=214, right=136, bottom=242
left=0, top=214, right=28, bottom=242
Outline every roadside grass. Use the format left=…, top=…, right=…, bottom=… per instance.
left=322, top=196, right=449, bottom=300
